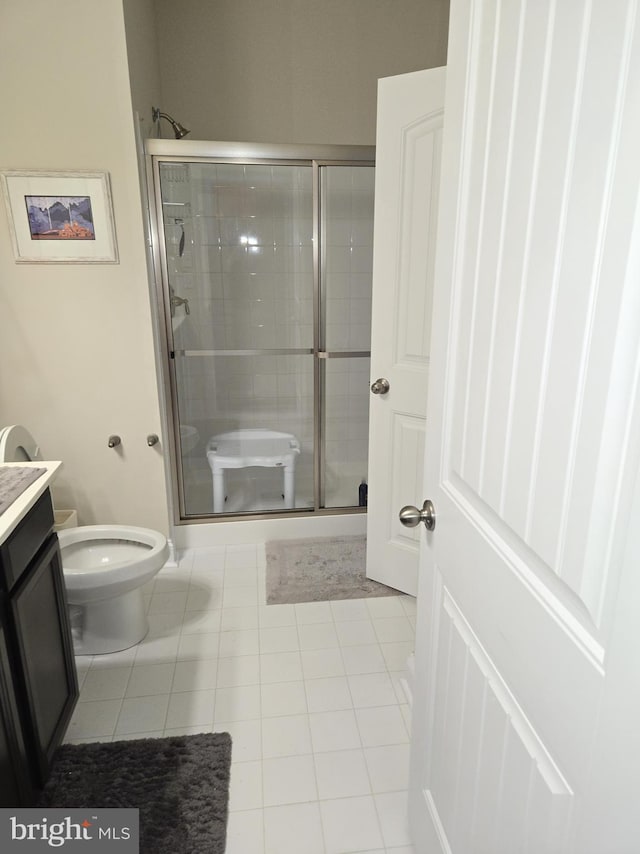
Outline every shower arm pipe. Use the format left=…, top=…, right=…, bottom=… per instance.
left=151, top=107, right=190, bottom=139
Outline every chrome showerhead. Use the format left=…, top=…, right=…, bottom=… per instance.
left=152, top=106, right=190, bottom=139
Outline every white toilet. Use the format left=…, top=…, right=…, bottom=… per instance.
left=0, top=425, right=169, bottom=655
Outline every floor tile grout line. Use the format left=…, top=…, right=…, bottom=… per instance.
left=307, top=737, right=329, bottom=854
left=70, top=544, right=415, bottom=851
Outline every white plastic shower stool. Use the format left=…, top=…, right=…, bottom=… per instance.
left=206, top=428, right=301, bottom=513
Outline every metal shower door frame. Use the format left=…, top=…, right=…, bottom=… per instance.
left=146, top=139, right=375, bottom=522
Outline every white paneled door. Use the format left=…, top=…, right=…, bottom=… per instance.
left=410, top=1, right=640, bottom=852
left=366, top=67, right=445, bottom=596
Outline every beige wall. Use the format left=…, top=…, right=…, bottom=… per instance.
left=153, top=0, right=449, bottom=144
left=0, top=2, right=170, bottom=533
left=123, top=0, right=163, bottom=137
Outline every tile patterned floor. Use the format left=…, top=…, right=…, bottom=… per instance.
left=66, top=543, right=417, bottom=854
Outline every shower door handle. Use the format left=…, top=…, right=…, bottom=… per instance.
left=370, top=378, right=390, bottom=395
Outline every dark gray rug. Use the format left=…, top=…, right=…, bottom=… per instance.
left=266, top=534, right=398, bottom=604
left=38, top=732, right=232, bottom=854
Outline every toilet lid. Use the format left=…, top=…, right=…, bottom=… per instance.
left=0, top=425, right=43, bottom=462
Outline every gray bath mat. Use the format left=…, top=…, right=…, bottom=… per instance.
left=38, top=732, right=232, bottom=854
left=0, top=465, right=45, bottom=515
left=266, top=535, right=398, bottom=604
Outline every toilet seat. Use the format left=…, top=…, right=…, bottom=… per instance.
left=58, top=525, right=169, bottom=602
left=0, top=425, right=42, bottom=462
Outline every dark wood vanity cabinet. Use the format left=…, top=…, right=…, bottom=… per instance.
left=0, top=616, right=32, bottom=805
left=0, top=488, right=78, bottom=805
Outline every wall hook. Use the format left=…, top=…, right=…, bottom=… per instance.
left=108, top=435, right=121, bottom=448
left=147, top=434, right=159, bottom=447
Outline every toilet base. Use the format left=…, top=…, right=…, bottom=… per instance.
left=70, top=587, right=149, bottom=655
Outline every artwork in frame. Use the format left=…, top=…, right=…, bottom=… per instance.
left=0, top=170, right=118, bottom=263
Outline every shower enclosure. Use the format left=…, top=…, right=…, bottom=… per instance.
left=147, top=141, right=375, bottom=520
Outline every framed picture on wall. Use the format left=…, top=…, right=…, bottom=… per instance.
left=0, top=170, right=118, bottom=263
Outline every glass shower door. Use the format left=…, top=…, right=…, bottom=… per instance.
left=158, top=160, right=315, bottom=516
left=320, top=165, right=375, bottom=508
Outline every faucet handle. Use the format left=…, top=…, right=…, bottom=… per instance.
left=170, top=293, right=190, bottom=315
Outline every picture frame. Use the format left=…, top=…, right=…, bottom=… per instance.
left=0, top=170, right=119, bottom=263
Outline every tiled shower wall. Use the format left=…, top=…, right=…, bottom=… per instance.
left=323, top=167, right=374, bottom=501
left=161, top=161, right=374, bottom=514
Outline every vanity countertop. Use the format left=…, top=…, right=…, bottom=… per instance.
left=0, top=461, right=62, bottom=547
